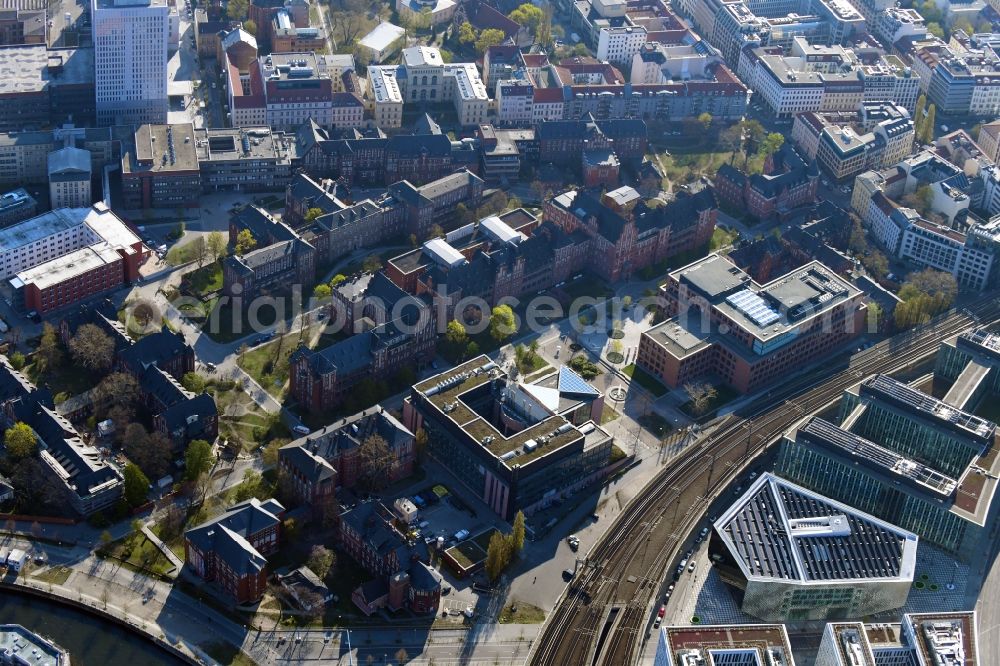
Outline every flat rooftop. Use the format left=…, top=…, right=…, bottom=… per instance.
left=414, top=356, right=593, bottom=467
left=0, top=625, right=67, bottom=666
left=123, top=124, right=199, bottom=174
left=905, top=612, right=979, bottom=666
left=0, top=45, right=93, bottom=95
left=260, top=52, right=330, bottom=81
left=715, top=473, right=917, bottom=584
left=826, top=623, right=876, bottom=666
left=659, top=624, right=795, bottom=665
left=671, top=253, right=751, bottom=300
left=15, top=242, right=121, bottom=290
left=194, top=127, right=286, bottom=162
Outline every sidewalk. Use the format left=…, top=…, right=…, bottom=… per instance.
left=141, top=523, right=182, bottom=575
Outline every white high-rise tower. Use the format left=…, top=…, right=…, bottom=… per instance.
left=92, top=0, right=169, bottom=126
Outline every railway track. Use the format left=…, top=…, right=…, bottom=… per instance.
left=529, top=299, right=1000, bottom=666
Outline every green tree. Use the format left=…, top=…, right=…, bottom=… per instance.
left=914, top=94, right=927, bottom=139
left=465, top=340, right=479, bottom=357
left=227, top=0, right=248, bottom=20
left=927, top=22, right=944, bottom=38
left=509, top=3, right=543, bottom=31
left=490, top=304, right=516, bottom=341
left=921, top=104, right=936, bottom=144
left=758, top=132, right=785, bottom=158
left=184, top=439, right=214, bottom=482
left=902, top=268, right=957, bottom=304
left=122, top=463, right=150, bottom=507
left=458, top=21, right=476, bottom=44
left=304, top=207, right=324, bottom=223
left=243, top=18, right=257, bottom=36
left=4, top=422, right=36, bottom=459
left=511, top=510, right=526, bottom=552
left=68, top=323, right=115, bottom=372
left=207, top=230, right=227, bottom=262
left=485, top=530, right=512, bottom=581
left=8, top=352, right=25, bottom=370
left=181, top=372, right=206, bottom=393
left=234, top=229, right=257, bottom=256
left=313, top=283, right=332, bottom=299
left=697, top=112, right=713, bottom=132
left=445, top=319, right=467, bottom=345
left=307, top=544, right=336, bottom=581
left=475, top=28, right=506, bottom=54
left=331, top=274, right=347, bottom=287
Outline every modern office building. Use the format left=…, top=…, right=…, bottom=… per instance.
left=777, top=369, right=1000, bottom=559
left=815, top=612, right=981, bottom=665
left=120, top=123, right=201, bottom=209
left=738, top=38, right=919, bottom=118
left=710, top=473, right=917, bottom=622
left=92, top=0, right=169, bottom=126
left=791, top=103, right=914, bottom=181
left=841, top=374, right=994, bottom=478
left=653, top=624, right=796, bottom=666
left=637, top=253, right=866, bottom=393
left=402, top=355, right=614, bottom=521
left=936, top=328, right=1000, bottom=398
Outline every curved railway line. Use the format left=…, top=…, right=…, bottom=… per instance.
left=529, top=298, right=1000, bottom=666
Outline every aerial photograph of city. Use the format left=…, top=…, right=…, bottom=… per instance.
left=0, top=0, right=997, bottom=662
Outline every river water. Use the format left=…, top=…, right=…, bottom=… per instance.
left=0, top=590, right=184, bottom=665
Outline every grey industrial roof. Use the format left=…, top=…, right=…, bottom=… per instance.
left=715, top=473, right=917, bottom=584
left=0, top=45, right=93, bottom=95
left=673, top=254, right=750, bottom=299
left=47, top=146, right=91, bottom=176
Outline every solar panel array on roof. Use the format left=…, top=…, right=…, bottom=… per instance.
left=720, top=475, right=913, bottom=583
left=726, top=289, right=781, bottom=327
left=557, top=366, right=600, bottom=397
left=798, top=418, right=957, bottom=496
left=862, top=375, right=994, bottom=442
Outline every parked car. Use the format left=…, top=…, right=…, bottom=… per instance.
left=567, top=535, right=580, bottom=551
left=562, top=569, right=574, bottom=581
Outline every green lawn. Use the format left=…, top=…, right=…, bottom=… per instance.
left=623, top=363, right=668, bottom=397
left=200, top=642, right=257, bottom=666
left=498, top=601, right=546, bottom=624
left=99, top=533, right=174, bottom=577
left=601, top=406, right=621, bottom=425
left=182, top=261, right=223, bottom=296
left=709, top=227, right=740, bottom=252
left=24, top=361, right=93, bottom=397
left=237, top=329, right=315, bottom=399
left=196, top=301, right=279, bottom=344
left=32, top=566, right=72, bottom=585
left=165, top=237, right=200, bottom=265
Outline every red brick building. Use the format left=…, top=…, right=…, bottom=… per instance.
left=278, top=406, right=414, bottom=499
left=338, top=501, right=442, bottom=616
left=7, top=204, right=146, bottom=315
left=184, top=498, right=285, bottom=604
left=715, top=144, right=819, bottom=221
left=636, top=254, right=866, bottom=394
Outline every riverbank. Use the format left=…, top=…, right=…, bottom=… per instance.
left=2, top=575, right=207, bottom=664
left=0, top=586, right=189, bottom=665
